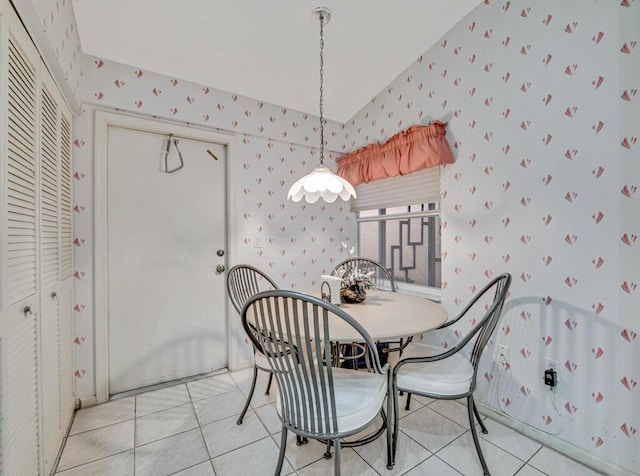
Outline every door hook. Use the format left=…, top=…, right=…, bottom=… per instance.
left=163, top=133, right=184, bottom=173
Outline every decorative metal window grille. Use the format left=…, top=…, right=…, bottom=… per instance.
left=357, top=203, right=441, bottom=290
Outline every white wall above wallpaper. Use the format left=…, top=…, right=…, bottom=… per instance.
left=344, top=0, right=639, bottom=473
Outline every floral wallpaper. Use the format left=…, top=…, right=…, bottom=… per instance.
left=344, top=0, right=639, bottom=473
left=72, top=55, right=355, bottom=399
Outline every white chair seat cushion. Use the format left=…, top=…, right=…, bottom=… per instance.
left=276, top=366, right=387, bottom=435
left=396, top=343, right=473, bottom=396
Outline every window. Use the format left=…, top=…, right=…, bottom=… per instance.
left=357, top=203, right=441, bottom=292
left=353, top=167, right=443, bottom=297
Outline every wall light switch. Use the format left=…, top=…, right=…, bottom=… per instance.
left=254, top=235, right=263, bottom=248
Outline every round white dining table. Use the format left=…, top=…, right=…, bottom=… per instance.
left=309, top=290, right=448, bottom=341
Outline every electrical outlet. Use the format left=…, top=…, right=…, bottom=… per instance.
left=544, top=357, right=560, bottom=389
left=497, top=344, right=509, bottom=364
left=545, top=357, right=560, bottom=372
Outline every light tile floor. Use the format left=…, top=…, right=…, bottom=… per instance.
left=54, top=369, right=603, bottom=476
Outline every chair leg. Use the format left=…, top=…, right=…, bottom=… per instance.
left=265, top=371, right=274, bottom=395
left=333, top=438, right=341, bottom=476
left=386, top=375, right=394, bottom=469
left=404, top=392, right=412, bottom=410
left=237, top=365, right=258, bottom=425
left=473, top=400, right=488, bottom=434
left=467, top=395, right=491, bottom=476
left=391, top=380, right=400, bottom=467
left=275, top=426, right=288, bottom=476
left=295, top=435, right=308, bottom=446
left=324, top=440, right=332, bottom=459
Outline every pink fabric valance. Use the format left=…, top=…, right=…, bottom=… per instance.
left=336, top=121, right=454, bottom=186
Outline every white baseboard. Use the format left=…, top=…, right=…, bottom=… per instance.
left=78, top=395, right=98, bottom=409
left=479, top=403, right=637, bottom=476
left=229, top=358, right=254, bottom=372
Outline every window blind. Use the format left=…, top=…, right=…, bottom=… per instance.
left=350, top=165, right=441, bottom=212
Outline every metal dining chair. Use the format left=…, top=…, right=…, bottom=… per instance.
left=332, top=257, right=410, bottom=367
left=390, top=273, right=511, bottom=475
left=241, top=290, right=393, bottom=475
left=331, top=257, right=396, bottom=292
left=226, top=264, right=279, bottom=425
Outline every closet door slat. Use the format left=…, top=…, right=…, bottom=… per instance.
left=60, top=115, right=73, bottom=279
left=6, top=36, right=37, bottom=305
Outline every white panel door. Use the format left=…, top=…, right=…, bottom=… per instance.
left=107, top=126, right=227, bottom=394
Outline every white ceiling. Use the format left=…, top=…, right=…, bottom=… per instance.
left=72, top=0, right=481, bottom=123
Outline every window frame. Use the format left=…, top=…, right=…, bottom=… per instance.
left=356, top=205, right=442, bottom=302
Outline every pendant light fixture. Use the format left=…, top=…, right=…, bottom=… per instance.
left=287, top=7, right=356, bottom=204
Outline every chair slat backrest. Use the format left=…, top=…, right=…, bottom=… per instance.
left=242, top=290, right=384, bottom=437
left=332, top=257, right=396, bottom=292
left=226, top=264, right=278, bottom=315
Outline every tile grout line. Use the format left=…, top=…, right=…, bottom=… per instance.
left=395, top=401, right=464, bottom=460
left=511, top=461, right=530, bottom=476
left=197, top=376, right=292, bottom=471
left=133, top=393, right=137, bottom=475
left=424, top=399, right=551, bottom=470
left=434, top=454, right=465, bottom=476
left=351, top=436, right=384, bottom=475
left=434, top=427, right=548, bottom=476
left=54, top=450, right=134, bottom=475
left=399, top=452, right=465, bottom=476
left=253, top=379, right=330, bottom=474
left=54, top=413, right=137, bottom=473
left=400, top=400, right=521, bottom=474
left=393, top=428, right=434, bottom=474
left=102, top=375, right=343, bottom=472
left=186, top=381, right=217, bottom=473
left=268, top=432, right=299, bottom=475
left=523, top=446, right=552, bottom=476
left=384, top=397, right=443, bottom=474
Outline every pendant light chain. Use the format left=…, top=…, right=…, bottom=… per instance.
left=286, top=7, right=356, bottom=203
left=318, top=11, right=325, bottom=165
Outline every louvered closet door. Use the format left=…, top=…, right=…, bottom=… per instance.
left=1, top=13, right=42, bottom=476
left=38, top=69, right=74, bottom=475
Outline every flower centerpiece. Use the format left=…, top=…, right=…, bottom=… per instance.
left=336, top=242, right=375, bottom=303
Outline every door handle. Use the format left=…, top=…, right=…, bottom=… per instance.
left=24, top=305, right=33, bottom=316
left=216, top=264, right=226, bottom=273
